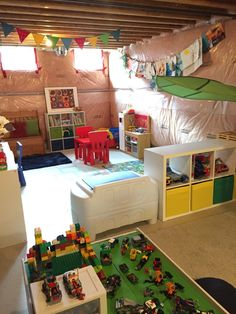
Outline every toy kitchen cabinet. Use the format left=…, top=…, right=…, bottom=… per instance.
left=119, top=112, right=151, bottom=159
left=144, top=139, right=236, bottom=221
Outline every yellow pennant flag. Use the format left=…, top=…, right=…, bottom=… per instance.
left=87, top=36, right=97, bottom=47
left=32, top=33, right=45, bottom=46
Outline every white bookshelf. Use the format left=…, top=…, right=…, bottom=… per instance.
left=45, top=111, right=86, bottom=151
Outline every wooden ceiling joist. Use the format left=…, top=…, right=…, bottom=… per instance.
left=0, top=0, right=235, bottom=49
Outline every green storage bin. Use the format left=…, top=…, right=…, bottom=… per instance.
left=213, top=175, right=234, bottom=204
left=50, top=127, right=62, bottom=139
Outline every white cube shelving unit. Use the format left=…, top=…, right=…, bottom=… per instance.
left=144, top=139, right=236, bottom=221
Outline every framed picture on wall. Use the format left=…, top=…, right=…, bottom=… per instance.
left=45, top=87, right=79, bottom=113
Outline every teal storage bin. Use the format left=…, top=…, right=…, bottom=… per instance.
left=213, top=175, right=234, bottom=204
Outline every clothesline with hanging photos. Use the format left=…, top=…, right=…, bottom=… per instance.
left=122, top=23, right=225, bottom=82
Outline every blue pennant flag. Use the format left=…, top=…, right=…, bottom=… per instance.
left=61, top=38, right=72, bottom=50
left=111, top=29, right=120, bottom=41
left=1, top=22, right=14, bottom=37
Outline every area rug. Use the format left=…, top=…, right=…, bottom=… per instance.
left=104, top=160, right=144, bottom=175
left=21, top=152, right=72, bottom=171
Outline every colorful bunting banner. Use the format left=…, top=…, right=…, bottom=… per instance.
left=1, top=21, right=121, bottom=49
left=16, top=28, right=30, bottom=43
left=32, top=33, right=45, bottom=46
left=74, top=37, right=86, bottom=49
left=1, top=22, right=14, bottom=37
left=46, top=35, right=59, bottom=49
left=111, top=29, right=120, bottom=41
left=99, top=33, right=109, bottom=45
left=87, top=36, right=98, bottom=47
left=61, top=38, right=73, bottom=50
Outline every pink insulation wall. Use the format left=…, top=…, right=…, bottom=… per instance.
left=109, top=19, right=236, bottom=146
left=0, top=50, right=111, bottom=141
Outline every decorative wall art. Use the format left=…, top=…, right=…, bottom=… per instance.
left=45, top=87, right=79, bottom=113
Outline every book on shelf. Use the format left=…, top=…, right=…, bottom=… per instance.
left=49, top=115, right=61, bottom=127
left=73, top=113, right=83, bottom=125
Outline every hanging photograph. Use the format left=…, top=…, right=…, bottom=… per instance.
left=45, top=87, right=79, bottom=113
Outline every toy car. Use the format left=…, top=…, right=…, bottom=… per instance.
left=108, top=237, right=119, bottom=248
left=131, top=234, right=147, bottom=248
left=167, top=166, right=189, bottom=184
left=127, top=273, right=138, bottom=284
left=119, top=263, right=129, bottom=273
left=215, top=157, right=229, bottom=174
left=130, top=248, right=138, bottom=261
left=105, top=274, right=121, bottom=296
left=42, top=275, right=62, bottom=304
left=63, top=270, right=85, bottom=299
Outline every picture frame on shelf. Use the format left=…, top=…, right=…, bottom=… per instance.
left=44, top=87, right=79, bottom=113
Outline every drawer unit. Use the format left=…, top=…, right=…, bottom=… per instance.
left=166, top=186, right=190, bottom=218
left=191, top=180, right=213, bottom=211
left=213, top=175, right=234, bottom=204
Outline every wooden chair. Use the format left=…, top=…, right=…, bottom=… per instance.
left=74, top=126, right=93, bottom=160
left=85, top=131, right=109, bottom=165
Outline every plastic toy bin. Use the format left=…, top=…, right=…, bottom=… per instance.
left=166, top=186, right=190, bottom=218
left=191, top=180, right=213, bottom=211
left=213, top=175, right=234, bottom=204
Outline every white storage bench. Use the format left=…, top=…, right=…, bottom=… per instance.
left=70, top=171, right=158, bottom=241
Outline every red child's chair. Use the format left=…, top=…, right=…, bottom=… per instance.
left=74, top=126, right=93, bottom=160
left=85, top=131, right=110, bottom=166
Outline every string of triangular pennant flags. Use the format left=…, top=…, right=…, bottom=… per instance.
left=1, top=22, right=121, bottom=49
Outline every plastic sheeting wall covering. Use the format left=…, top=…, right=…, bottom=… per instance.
left=109, top=19, right=236, bottom=146
left=0, top=50, right=111, bottom=142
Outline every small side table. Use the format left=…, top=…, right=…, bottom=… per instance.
left=30, top=265, right=107, bottom=314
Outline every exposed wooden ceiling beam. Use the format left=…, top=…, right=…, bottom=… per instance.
left=0, top=13, right=188, bottom=28
left=0, top=1, right=212, bottom=20
left=0, top=0, right=234, bottom=49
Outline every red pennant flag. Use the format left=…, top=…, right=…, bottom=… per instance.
left=16, top=28, right=30, bottom=43
left=75, top=37, right=85, bottom=49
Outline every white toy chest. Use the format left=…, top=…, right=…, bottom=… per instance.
left=70, top=171, right=158, bottom=240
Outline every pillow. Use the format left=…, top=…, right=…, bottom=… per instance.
left=10, top=121, right=27, bottom=138
left=25, top=118, right=40, bottom=136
